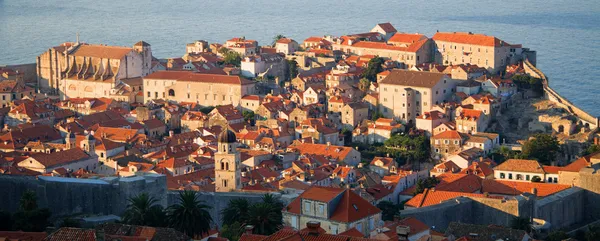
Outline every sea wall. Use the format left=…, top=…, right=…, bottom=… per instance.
left=0, top=174, right=167, bottom=218
left=3, top=63, right=37, bottom=84
left=523, top=59, right=599, bottom=129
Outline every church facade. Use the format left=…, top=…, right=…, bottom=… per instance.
left=36, top=40, right=152, bottom=100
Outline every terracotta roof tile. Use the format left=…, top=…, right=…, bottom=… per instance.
left=494, top=159, right=545, bottom=174
left=481, top=179, right=571, bottom=197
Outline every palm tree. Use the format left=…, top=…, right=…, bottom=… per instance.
left=20, top=190, right=38, bottom=211
left=221, top=198, right=250, bottom=226
left=247, top=202, right=282, bottom=235
left=167, top=190, right=213, bottom=238
left=272, top=35, right=285, bottom=46
left=122, top=193, right=166, bottom=227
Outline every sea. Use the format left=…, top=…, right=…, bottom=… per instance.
left=0, top=0, right=599, bottom=115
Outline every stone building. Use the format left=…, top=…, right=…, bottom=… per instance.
left=432, top=32, right=524, bottom=74
left=379, top=70, right=456, bottom=124
left=241, top=53, right=286, bottom=81
left=283, top=186, right=382, bottom=235
left=37, top=41, right=153, bottom=98
left=275, top=38, right=299, bottom=55
left=143, top=71, right=255, bottom=107
left=431, top=130, right=465, bottom=159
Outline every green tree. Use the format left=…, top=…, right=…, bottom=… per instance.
left=384, top=132, right=430, bottom=163
left=510, top=217, right=531, bottom=233
left=531, top=176, right=542, bottom=183
left=12, top=191, right=51, bottom=232
left=546, top=230, right=569, bottom=241
left=218, top=47, right=231, bottom=55
left=413, top=177, right=440, bottom=195
left=376, top=201, right=402, bottom=221
left=585, top=225, right=600, bottom=241
left=122, top=193, right=166, bottom=227
left=221, top=198, right=250, bottom=226
left=220, top=221, right=244, bottom=241
left=362, top=57, right=384, bottom=82
left=20, top=190, right=38, bottom=211
left=358, top=78, right=371, bottom=92
left=242, top=111, right=255, bottom=123
left=167, top=190, right=213, bottom=238
left=287, top=59, right=298, bottom=81
left=59, top=218, right=81, bottom=228
left=522, top=134, right=560, bottom=165
left=582, top=144, right=600, bottom=156
left=247, top=202, right=281, bottom=235
left=223, top=50, right=242, bottom=67
left=221, top=194, right=283, bottom=236
left=371, top=111, right=384, bottom=121
left=272, top=35, right=285, bottom=46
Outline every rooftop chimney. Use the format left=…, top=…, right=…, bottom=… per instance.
left=306, top=221, right=321, bottom=235
left=396, top=225, right=410, bottom=240
left=244, top=225, right=254, bottom=235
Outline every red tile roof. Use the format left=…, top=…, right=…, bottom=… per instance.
left=494, top=159, right=545, bottom=174
left=29, top=148, right=91, bottom=169
left=375, top=23, right=397, bottom=33
left=71, top=44, right=133, bottom=59
left=388, top=33, right=427, bottom=44
left=481, top=179, right=571, bottom=197
left=433, top=32, right=511, bottom=47
left=285, top=186, right=381, bottom=223
left=405, top=189, right=503, bottom=208
left=432, top=130, right=462, bottom=140
left=44, top=227, right=96, bottom=241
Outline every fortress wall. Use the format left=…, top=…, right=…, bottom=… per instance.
left=400, top=198, right=474, bottom=231
left=0, top=174, right=167, bottom=218
left=534, top=187, right=586, bottom=229
left=470, top=196, right=527, bottom=227
left=523, top=59, right=598, bottom=128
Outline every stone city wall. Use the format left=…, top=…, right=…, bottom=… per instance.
left=523, top=59, right=598, bottom=129
left=0, top=174, right=167, bottom=218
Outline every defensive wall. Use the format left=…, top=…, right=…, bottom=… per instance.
left=523, top=59, right=599, bottom=129
left=400, top=194, right=536, bottom=231
left=0, top=174, right=167, bottom=218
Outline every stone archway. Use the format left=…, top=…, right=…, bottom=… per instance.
left=168, top=89, right=175, bottom=97
left=558, top=125, right=565, bottom=133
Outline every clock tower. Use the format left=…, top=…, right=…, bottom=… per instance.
left=214, top=128, right=241, bottom=192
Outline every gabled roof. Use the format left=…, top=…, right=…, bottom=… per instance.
left=28, top=148, right=91, bottom=169
left=284, top=186, right=381, bottom=223
left=388, top=33, right=427, bottom=44
left=433, top=32, right=513, bottom=47
left=374, top=23, right=397, bottom=33
left=71, top=44, right=133, bottom=59
left=432, top=130, right=462, bottom=140
left=494, top=159, right=545, bottom=174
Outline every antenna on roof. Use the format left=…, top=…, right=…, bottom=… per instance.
left=76, top=32, right=80, bottom=45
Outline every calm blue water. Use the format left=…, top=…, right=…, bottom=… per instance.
left=1, top=0, right=599, bottom=115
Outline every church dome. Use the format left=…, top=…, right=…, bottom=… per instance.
left=218, top=129, right=237, bottom=143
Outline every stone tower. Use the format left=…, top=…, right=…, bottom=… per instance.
left=80, top=131, right=96, bottom=156
left=133, top=41, right=153, bottom=76
left=65, top=131, right=76, bottom=149
left=214, top=128, right=241, bottom=192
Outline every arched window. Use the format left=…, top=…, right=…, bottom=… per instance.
left=168, top=89, right=175, bottom=97
left=221, top=162, right=225, bottom=170
left=223, top=180, right=228, bottom=187
left=226, top=162, right=229, bottom=171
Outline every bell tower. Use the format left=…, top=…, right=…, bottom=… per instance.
left=214, top=128, right=241, bottom=192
